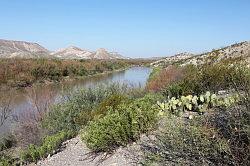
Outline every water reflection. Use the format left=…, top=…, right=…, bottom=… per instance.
left=0, top=67, right=151, bottom=135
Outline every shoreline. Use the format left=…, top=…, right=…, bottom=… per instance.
left=0, top=66, right=132, bottom=91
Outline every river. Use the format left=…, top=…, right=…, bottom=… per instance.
left=0, top=67, right=151, bottom=135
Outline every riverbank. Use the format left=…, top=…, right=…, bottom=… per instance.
left=0, top=58, right=152, bottom=90
left=62, top=66, right=129, bottom=83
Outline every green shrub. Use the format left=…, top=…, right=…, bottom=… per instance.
left=172, top=65, right=202, bottom=96
left=74, top=94, right=130, bottom=127
left=42, top=85, right=113, bottom=132
left=42, top=84, right=141, bottom=133
left=47, top=66, right=62, bottom=81
left=42, top=102, right=81, bottom=132
left=142, top=91, right=249, bottom=165
left=77, top=66, right=88, bottom=76
left=31, top=67, right=45, bottom=79
left=146, top=66, right=184, bottom=92
left=0, top=135, right=15, bottom=151
left=93, top=94, right=130, bottom=118
left=73, top=109, right=93, bottom=127
left=141, top=115, right=232, bottom=165
left=162, top=83, right=183, bottom=98
left=147, top=67, right=161, bottom=81
left=0, top=154, right=15, bottom=166
left=193, top=62, right=242, bottom=93
left=160, top=61, right=250, bottom=97
left=228, top=63, right=250, bottom=109
left=82, top=94, right=163, bottom=152
left=20, top=130, right=75, bottom=163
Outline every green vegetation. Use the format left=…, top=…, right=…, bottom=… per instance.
left=0, top=136, right=15, bottom=151
left=0, top=58, right=151, bottom=87
left=20, top=130, right=75, bottom=163
left=143, top=59, right=250, bottom=165
left=82, top=94, right=163, bottom=152
left=0, top=154, right=15, bottom=166
left=141, top=115, right=232, bottom=165
left=1, top=83, right=149, bottom=165
left=41, top=84, right=139, bottom=132
left=147, top=60, right=249, bottom=97
left=142, top=101, right=250, bottom=165
left=1, top=56, right=249, bottom=165
left=157, top=92, right=239, bottom=116
left=92, top=94, right=130, bottom=118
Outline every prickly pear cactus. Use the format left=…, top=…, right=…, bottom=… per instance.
left=157, top=92, right=239, bottom=117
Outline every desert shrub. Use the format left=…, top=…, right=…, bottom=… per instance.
left=42, top=83, right=141, bottom=133
left=126, top=86, right=147, bottom=99
left=228, top=63, right=250, bottom=109
left=93, top=94, right=130, bottom=118
left=146, top=65, right=184, bottom=92
left=41, top=102, right=82, bottom=133
left=142, top=93, right=249, bottom=165
left=101, top=61, right=116, bottom=70
left=20, top=130, right=75, bottom=163
left=77, top=66, right=88, bottom=76
left=159, top=64, right=203, bottom=97
left=147, top=67, right=161, bottom=81
left=14, top=122, right=45, bottom=148
left=31, top=67, right=45, bottom=80
left=73, top=94, right=129, bottom=127
left=142, top=105, right=250, bottom=165
left=42, top=85, right=112, bottom=132
left=47, top=65, right=62, bottom=80
left=0, top=135, right=16, bottom=151
left=207, top=105, right=250, bottom=165
left=160, top=61, right=250, bottom=98
left=94, top=64, right=104, bottom=73
left=141, top=115, right=232, bottom=165
left=176, top=65, right=203, bottom=95
left=0, top=154, right=15, bottom=166
left=73, top=109, right=94, bottom=127
left=197, top=62, right=250, bottom=96
left=82, top=94, right=163, bottom=152
left=162, top=83, right=183, bottom=98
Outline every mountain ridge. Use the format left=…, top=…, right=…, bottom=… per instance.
left=151, top=41, right=250, bottom=66
left=0, top=39, right=50, bottom=58
left=0, top=39, right=128, bottom=59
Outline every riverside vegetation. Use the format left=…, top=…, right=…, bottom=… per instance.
left=0, top=56, right=250, bottom=165
left=0, top=58, right=151, bottom=88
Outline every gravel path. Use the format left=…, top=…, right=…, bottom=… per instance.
left=29, top=136, right=138, bottom=166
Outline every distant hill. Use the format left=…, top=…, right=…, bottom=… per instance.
left=151, top=52, right=194, bottom=66
left=0, top=39, right=128, bottom=59
left=89, top=48, right=127, bottom=59
left=151, top=41, right=250, bottom=67
left=51, top=46, right=93, bottom=59
left=182, top=41, right=250, bottom=66
left=0, top=39, right=50, bottom=58
left=51, top=47, right=128, bottom=59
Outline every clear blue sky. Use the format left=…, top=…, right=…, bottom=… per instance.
left=0, top=0, right=249, bottom=58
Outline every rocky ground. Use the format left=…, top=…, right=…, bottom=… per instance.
left=28, top=136, right=140, bottom=166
